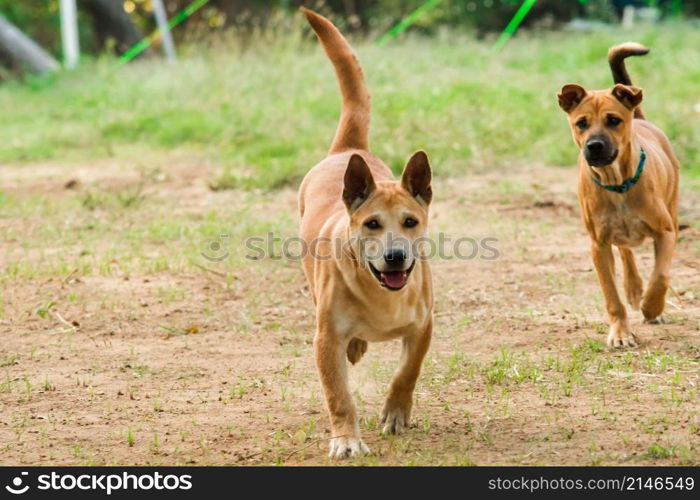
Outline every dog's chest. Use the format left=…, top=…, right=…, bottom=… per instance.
left=596, top=201, right=648, bottom=247
left=337, top=300, right=429, bottom=342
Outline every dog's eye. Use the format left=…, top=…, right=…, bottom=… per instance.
left=607, top=115, right=622, bottom=127
left=404, top=218, right=418, bottom=228
left=364, top=219, right=381, bottom=230
left=575, top=118, right=588, bottom=130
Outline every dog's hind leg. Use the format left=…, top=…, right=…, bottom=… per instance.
left=381, top=321, right=432, bottom=435
left=642, top=230, right=675, bottom=323
left=346, top=338, right=367, bottom=365
left=619, top=246, right=643, bottom=310
left=592, top=242, right=636, bottom=348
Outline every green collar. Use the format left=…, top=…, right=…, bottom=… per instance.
left=591, top=149, right=646, bottom=194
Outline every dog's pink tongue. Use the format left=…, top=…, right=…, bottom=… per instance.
left=381, top=271, right=407, bottom=289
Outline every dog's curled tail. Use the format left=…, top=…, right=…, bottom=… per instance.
left=302, top=7, right=370, bottom=153
left=608, top=42, right=649, bottom=119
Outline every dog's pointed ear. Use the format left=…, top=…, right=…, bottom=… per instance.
left=343, top=154, right=375, bottom=211
left=612, top=83, right=643, bottom=110
left=401, top=150, right=432, bottom=206
left=558, top=84, right=587, bottom=113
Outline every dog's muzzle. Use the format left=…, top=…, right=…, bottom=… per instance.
left=584, top=135, right=618, bottom=167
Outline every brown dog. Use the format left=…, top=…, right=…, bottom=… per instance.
left=298, top=8, right=433, bottom=458
left=558, top=43, right=680, bottom=347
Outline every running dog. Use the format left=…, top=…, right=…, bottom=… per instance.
left=298, top=8, right=434, bottom=458
left=557, top=43, right=680, bottom=347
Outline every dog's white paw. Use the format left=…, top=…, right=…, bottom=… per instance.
left=606, top=320, right=637, bottom=348
left=328, top=437, right=369, bottom=459
left=381, top=402, right=410, bottom=435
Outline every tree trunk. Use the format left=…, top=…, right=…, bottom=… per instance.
left=79, top=0, right=152, bottom=57
left=0, top=16, right=59, bottom=75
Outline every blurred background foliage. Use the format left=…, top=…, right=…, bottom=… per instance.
left=0, top=1, right=698, bottom=179
left=1, top=0, right=699, bottom=59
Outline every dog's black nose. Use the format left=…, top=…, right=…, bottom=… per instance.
left=585, top=139, right=605, bottom=152
left=583, top=134, right=617, bottom=166
left=384, top=248, right=406, bottom=267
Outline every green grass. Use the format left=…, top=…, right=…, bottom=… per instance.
left=1, top=21, right=699, bottom=188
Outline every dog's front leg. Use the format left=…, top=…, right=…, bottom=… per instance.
left=642, top=230, right=675, bottom=323
left=314, top=324, right=369, bottom=459
left=381, top=321, right=432, bottom=435
left=591, top=242, right=636, bottom=347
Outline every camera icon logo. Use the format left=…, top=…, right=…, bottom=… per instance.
left=5, top=472, right=29, bottom=495
left=201, top=234, right=230, bottom=262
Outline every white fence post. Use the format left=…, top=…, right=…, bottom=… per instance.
left=59, top=0, right=80, bottom=68
left=622, top=6, right=636, bottom=29
left=152, top=0, right=177, bottom=60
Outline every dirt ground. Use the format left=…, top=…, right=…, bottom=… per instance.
left=1, top=157, right=698, bottom=465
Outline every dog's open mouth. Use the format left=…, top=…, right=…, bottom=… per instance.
left=369, top=261, right=416, bottom=291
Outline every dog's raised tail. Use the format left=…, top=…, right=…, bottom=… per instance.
left=302, top=8, right=370, bottom=153
left=608, top=42, right=649, bottom=119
